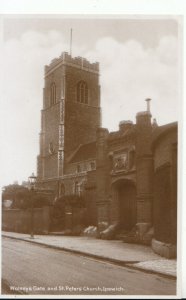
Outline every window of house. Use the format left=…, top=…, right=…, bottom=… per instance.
left=77, top=81, right=88, bottom=104
left=73, top=179, right=86, bottom=196
left=50, top=82, right=56, bottom=106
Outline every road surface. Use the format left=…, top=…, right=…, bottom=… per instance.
left=2, top=237, right=176, bottom=296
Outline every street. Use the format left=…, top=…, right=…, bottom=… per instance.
left=2, top=237, right=176, bottom=296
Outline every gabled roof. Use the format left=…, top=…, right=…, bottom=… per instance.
left=69, top=141, right=96, bottom=163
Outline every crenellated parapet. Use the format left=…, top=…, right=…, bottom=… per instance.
left=45, top=52, right=99, bottom=76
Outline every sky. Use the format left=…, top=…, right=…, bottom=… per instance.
left=0, top=16, right=181, bottom=186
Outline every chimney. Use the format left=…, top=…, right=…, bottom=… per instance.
left=136, top=99, right=152, bottom=126
left=145, top=98, right=151, bottom=113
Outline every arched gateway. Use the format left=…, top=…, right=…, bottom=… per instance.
left=111, top=179, right=136, bottom=230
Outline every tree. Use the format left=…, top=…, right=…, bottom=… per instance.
left=2, top=184, right=50, bottom=209
left=2, top=184, right=29, bottom=209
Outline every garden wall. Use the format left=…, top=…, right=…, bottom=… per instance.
left=2, top=207, right=50, bottom=234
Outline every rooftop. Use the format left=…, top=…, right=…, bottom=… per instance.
left=108, top=124, right=136, bottom=142
left=151, top=122, right=177, bottom=147
left=69, top=141, right=96, bottom=163
left=45, top=52, right=99, bottom=75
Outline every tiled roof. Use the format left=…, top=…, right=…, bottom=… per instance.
left=69, top=141, right=96, bottom=163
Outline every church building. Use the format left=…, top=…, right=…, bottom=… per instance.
left=37, top=52, right=177, bottom=258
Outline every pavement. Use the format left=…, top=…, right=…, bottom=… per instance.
left=2, top=231, right=177, bottom=278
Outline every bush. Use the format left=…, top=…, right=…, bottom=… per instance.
left=62, top=194, right=85, bottom=208
left=2, top=184, right=50, bottom=209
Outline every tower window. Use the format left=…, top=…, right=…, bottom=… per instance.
left=50, top=82, right=56, bottom=106
left=77, top=81, right=88, bottom=104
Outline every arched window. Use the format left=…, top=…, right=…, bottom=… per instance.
left=74, top=180, right=85, bottom=196
left=77, top=81, right=88, bottom=104
left=50, top=82, right=56, bottom=106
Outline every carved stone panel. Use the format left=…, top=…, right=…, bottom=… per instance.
left=111, top=146, right=136, bottom=174
left=113, top=152, right=128, bottom=171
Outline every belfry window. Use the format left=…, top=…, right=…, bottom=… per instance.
left=50, top=82, right=56, bottom=106
left=77, top=81, right=88, bottom=104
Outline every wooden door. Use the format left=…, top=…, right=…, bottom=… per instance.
left=119, top=184, right=136, bottom=230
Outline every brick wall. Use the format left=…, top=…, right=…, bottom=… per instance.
left=2, top=207, right=51, bottom=234
left=153, top=164, right=172, bottom=243
left=153, top=127, right=177, bottom=245
left=136, top=157, right=153, bottom=195
left=153, top=130, right=177, bottom=170
left=135, top=112, right=153, bottom=225
left=136, top=112, right=152, bottom=157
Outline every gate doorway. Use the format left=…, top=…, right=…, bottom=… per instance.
left=113, top=180, right=136, bottom=230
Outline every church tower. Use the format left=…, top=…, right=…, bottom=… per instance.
left=37, top=52, right=101, bottom=188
